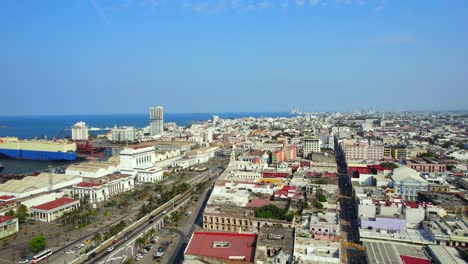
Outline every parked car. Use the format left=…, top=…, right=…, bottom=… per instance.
left=17, top=259, right=29, bottom=264
left=88, top=252, right=97, bottom=259
left=107, top=246, right=114, bottom=252
left=144, top=245, right=153, bottom=251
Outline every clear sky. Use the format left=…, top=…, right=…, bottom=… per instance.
left=1, top=0, right=467, bottom=115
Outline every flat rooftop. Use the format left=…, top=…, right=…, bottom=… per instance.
left=185, top=231, right=257, bottom=262
left=364, top=241, right=430, bottom=264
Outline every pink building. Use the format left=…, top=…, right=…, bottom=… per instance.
left=406, top=162, right=446, bottom=173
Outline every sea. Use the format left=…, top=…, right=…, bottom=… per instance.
left=0, top=112, right=292, bottom=175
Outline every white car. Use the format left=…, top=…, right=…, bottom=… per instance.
left=17, top=259, right=29, bottom=264
left=74, top=243, right=84, bottom=249
left=106, top=246, right=114, bottom=252
left=65, top=249, right=75, bottom=255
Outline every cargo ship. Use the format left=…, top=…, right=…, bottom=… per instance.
left=0, top=137, right=77, bottom=161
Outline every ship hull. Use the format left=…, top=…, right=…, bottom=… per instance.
left=0, top=149, right=76, bottom=161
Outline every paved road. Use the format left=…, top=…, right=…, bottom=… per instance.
left=334, top=136, right=367, bottom=264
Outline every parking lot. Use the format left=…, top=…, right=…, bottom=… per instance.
left=132, top=228, right=177, bottom=264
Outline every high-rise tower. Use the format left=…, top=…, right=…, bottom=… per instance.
left=150, top=106, right=164, bottom=136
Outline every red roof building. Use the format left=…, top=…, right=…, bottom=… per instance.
left=0, top=195, right=15, bottom=202
left=30, top=198, right=80, bottom=222
left=185, top=232, right=257, bottom=263
left=0, top=215, right=18, bottom=239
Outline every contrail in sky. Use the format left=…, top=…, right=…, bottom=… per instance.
left=89, top=0, right=110, bottom=24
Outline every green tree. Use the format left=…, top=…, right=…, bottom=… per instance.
left=28, top=235, right=46, bottom=253
left=15, top=204, right=29, bottom=223
left=317, top=193, right=327, bottom=203
left=380, top=162, right=399, bottom=170
left=5, top=209, right=15, bottom=218
left=254, top=204, right=293, bottom=221
left=315, top=201, right=324, bottom=209
left=135, top=237, right=146, bottom=249
left=93, top=232, right=102, bottom=243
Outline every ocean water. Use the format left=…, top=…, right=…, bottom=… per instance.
left=0, top=112, right=292, bottom=139
left=0, top=112, right=292, bottom=175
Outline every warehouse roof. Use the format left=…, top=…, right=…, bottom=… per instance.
left=0, top=173, right=81, bottom=194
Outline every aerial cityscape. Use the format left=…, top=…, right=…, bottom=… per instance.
left=1, top=1, right=468, bottom=264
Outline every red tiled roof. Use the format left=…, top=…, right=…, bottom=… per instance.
left=76, top=182, right=102, bottom=188
left=404, top=202, right=419, bottom=209
left=32, top=198, right=78, bottom=211
left=185, top=232, right=257, bottom=262
left=400, top=255, right=430, bottom=264
left=0, top=215, right=15, bottom=224
left=0, top=195, right=15, bottom=201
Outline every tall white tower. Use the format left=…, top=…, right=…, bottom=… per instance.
left=71, top=121, right=88, bottom=141
left=150, top=106, right=164, bottom=136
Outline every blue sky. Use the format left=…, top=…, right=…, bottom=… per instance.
left=1, top=0, right=467, bottom=115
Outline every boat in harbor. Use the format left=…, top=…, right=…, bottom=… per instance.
left=0, top=137, right=77, bottom=161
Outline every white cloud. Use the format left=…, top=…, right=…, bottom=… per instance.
left=309, top=0, right=320, bottom=6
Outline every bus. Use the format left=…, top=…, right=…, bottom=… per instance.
left=31, top=249, right=52, bottom=263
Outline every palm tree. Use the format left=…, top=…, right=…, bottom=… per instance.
left=93, top=232, right=102, bottom=244
left=135, top=237, right=146, bottom=250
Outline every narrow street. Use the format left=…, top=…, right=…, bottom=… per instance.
left=334, top=137, right=367, bottom=264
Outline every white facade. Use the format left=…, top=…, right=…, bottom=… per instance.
left=120, top=147, right=156, bottom=174
left=119, top=147, right=176, bottom=183
left=72, top=174, right=134, bottom=203
left=303, top=138, right=321, bottom=157
left=212, top=115, right=220, bottom=124
left=111, top=126, right=136, bottom=143
left=136, top=168, right=163, bottom=183
left=150, top=106, right=164, bottom=136
left=173, top=147, right=217, bottom=168
left=30, top=198, right=80, bottom=222
left=71, top=121, right=88, bottom=141
left=204, top=129, right=213, bottom=143
left=392, top=167, right=429, bottom=201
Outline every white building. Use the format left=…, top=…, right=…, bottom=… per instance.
left=0, top=215, right=19, bottom=240
left=172, top=147, right=218, bottom=169
left=71, top=121, right=88, bottom=141
left=30, top=198, right=80, bottom=222
left=65, top=157, right=120, bottom=178
left=72, top=174, right=134, bottom=203
left=119, top=147, right=173, bottom=183
left=391, top=167, right=429, bottom=201
left=212, top=115, right=220, bottom=124
left=111, top=126, right=136, bottom=143
left=150, top=106, right=164, bottom=136
left=303, top=138, right=321, bottom=158
left=204, top=129, right=213, bottom=143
